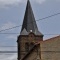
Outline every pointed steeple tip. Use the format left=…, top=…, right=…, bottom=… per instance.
left=27, top=0, right=30, bottom=4
left=27, top=0, right=29, bottom=2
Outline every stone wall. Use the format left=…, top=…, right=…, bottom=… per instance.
left=40, top=36, right=60, bottom=60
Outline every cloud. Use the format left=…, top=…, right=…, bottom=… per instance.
left=0, top=54, right=17, bottom=60
left=32, top=0, right=46, bottom=4
left=55, top=0, right=60, bottom=2
left=0, top=44, right=17, bottom=60
left=5, top=54, right=17, bottom=60
left=0, top=22, right=16, bottom=32
left=0, top=0, right=26, bottom=7
left=0, top=42, right=17, bottom=60
left=6, top=35, right=17, bottom=40
left=0, top=0, right=46, bottom=8
left=0, top=0, right=21, bottom=5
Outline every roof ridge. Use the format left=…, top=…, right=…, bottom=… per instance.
left=44, top=35, right=60, bottom=42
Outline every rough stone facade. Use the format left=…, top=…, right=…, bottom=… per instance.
left=40, top=36, right=60, bottom=60
left=17, top=33, right=43, bottom=60
left=18, top=36, right=60, bottom=60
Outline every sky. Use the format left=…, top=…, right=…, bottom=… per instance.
left=0, top=0, right=60, bottom=60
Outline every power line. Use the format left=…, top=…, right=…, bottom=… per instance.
left=0, top=46, right=17, bottom=47
left=36, top=12, right=60, bottom=21
left=0, top=12, right=60, bottom=32
left=0, top=51, right=60, bottom=53
left=0, top=51, right=17, bottom=53
left=0, top=33, right=19, bottom=34
left=0, top=46, right=59, bottom=48
left=0, top=33, right=60, bottom=35
left=0, top=53, right=17, bottom=55
left=43, top=34, right=60, bottom=35
left=0, top=25, right=22, bottom=32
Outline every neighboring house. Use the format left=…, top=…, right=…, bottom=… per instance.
left=17, top=0, right=60, bottom=60
left=41, top=35, right=60, bottom=60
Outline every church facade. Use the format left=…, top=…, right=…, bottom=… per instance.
left=17, top=0, right=60, bottom=60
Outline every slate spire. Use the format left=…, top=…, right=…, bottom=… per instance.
left=20, top=0, right=43, bottom=36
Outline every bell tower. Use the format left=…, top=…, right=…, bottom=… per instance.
left=17, top=0, right=43, bottom=60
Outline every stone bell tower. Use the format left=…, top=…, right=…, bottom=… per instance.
left=17, top=0, right=43, bottom=60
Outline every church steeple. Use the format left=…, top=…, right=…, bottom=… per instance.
left=17, top=1, right=43, bottom=60
left=20, top=0, right=43, bottom=36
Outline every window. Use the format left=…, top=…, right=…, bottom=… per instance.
left=25, top=42, right=29, bottom=52
left=30, top=43, right=34, bottom=49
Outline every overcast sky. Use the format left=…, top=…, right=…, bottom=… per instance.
left=0, top=0, right=60, bottom=60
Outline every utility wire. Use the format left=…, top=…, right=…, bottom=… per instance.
left=0, top=46, right=59, bottom=47
left=0, top=54, right=17, bottom=55
left=0, top=46, right=17, bottom=47
left=0, top=33, right=60, bottom=35
left=0, top=12, right=60, bottom=32
left=0, top=51, right=60, bottom=53
left=36, top=12, right=60, bottom=21
left=0, top=25, right=22, bottom=32
left=0, top=33, right=19, bottom=34
left=0, top=51, right=17, bottom=53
